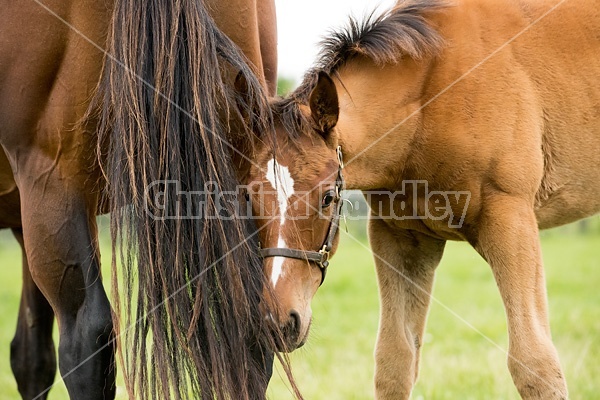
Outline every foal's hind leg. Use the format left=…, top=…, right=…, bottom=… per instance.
left=473, top=195, right=567, bottom=399
left=368, top=219, right=446, bottom=400
left=10, top=228, right=57, bottom=400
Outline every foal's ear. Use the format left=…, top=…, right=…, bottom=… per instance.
left=309, top=71, right=339, bottom=138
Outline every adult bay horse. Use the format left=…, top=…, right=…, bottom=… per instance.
left=0, top=0, right=286, bottom=399
left=248, top=0, right=600, bottom=398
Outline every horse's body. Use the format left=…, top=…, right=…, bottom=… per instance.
left=0, top=0, right=278, bottom=399
left=264, top=0, right=600, bottom=398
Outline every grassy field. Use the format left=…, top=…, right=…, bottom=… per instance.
left=0, top=221, right=597, bottom=399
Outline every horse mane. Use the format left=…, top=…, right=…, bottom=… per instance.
left=274, top=0, right=446, bottom=137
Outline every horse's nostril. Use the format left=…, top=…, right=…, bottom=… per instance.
left=288, top=310, right=301, bottom=335
left=274, top=310, right=306, bottom=352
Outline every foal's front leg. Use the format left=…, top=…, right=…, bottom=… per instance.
left=368, top=218, right=446, bottom=400
left=473, top=195, right=567, bottom=399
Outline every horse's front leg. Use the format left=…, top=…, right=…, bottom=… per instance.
left=473, top=195, right=567, bottom=399
left=11, top=149, right=115, bottom=400
left=10, top=228, right=57, bottom=400
left=368, top=218, right=446, bottom=400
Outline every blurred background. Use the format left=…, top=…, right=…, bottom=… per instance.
left=0, top=1, right=598, bottom=399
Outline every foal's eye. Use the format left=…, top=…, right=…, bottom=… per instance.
left=321, top=190, right=336, bottom=208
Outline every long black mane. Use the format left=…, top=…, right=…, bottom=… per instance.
left=274, top=0, right=446, bottom=137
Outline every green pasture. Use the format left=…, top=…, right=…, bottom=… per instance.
left=0, top=219, right=597, bottom=399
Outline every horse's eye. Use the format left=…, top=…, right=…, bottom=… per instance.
left=321, top=190, right=336, bottom=208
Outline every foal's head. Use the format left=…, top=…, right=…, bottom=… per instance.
left=245, top=72, right=342, bottom=351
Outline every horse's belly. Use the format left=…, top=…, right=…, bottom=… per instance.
left=524, top=7, right=600, bottom=229
left=534, top=125, right=600, bottom=229
left=535, top=188, right=600, bottom=230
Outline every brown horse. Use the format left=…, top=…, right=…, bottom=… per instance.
left=0, top=0, right=284, bottom=399
left=249, top=0, right=600, bottom=398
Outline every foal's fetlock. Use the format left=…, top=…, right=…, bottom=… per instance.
left=374, top=339, right=419, bottom=399
left=515, top=377, right=568, bottom=400
left=374, top=375, right=414, bottom=400
left=509, top=358, right=568, bottom=400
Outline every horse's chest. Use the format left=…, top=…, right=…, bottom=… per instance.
left=366, top=188, right=469, bottom=240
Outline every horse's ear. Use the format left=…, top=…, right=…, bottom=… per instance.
left=309, top=71, right=339, bottom=138
left=234, top=71, right=253, bottom=124
left=234, top=71, right=268, bottom=138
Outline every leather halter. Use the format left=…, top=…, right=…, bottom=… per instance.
left=259, top=146, right=345, bottom=285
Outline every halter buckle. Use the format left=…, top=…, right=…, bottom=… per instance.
left=336, top=146, right=344, bottom=168
left=318, top=244, right=330, bottom=269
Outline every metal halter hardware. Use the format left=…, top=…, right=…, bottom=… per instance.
left=258, top=146, right=345, bottom=285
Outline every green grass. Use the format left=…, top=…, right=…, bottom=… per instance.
left=267, top=226, right=600, bottom=399
left=0, top=223, right=597, bottom=399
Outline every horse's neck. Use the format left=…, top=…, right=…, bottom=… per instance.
left=334, top=58, right=430, bottom=191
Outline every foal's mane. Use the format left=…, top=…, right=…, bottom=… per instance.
left=275, top=0, right=446, bottom=137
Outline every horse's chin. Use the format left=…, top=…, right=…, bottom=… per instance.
left=277, top=337, right=306, bottom=353
left=295, top=318, right=311, bottom=349
left=295, top=334, right=308, bottom=350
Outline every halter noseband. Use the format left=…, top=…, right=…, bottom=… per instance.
left=258, top=146, right=345, bottom=285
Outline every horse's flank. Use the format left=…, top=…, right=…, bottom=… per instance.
left=0, top=0, right=286, bottom=399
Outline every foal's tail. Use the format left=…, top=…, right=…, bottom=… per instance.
left=94, top=0, right=284, bottom=398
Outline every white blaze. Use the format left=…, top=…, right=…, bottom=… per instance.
left=265, top=159, right=295, bottom=287
left=270, top=237, right=287, bottom=289
left=266, top=159, right=295, bottom=225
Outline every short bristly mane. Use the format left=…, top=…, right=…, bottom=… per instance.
left=274, top=0, right=446, bottom=137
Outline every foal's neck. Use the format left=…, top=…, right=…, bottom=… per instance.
left=333, top=58, right=430, bottom=191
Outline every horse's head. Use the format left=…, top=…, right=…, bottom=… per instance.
left=245, top=72, right=342, bottom=351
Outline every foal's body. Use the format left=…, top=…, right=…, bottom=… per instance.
left=0, top=0, right=277, bottom=398
left=338, top=1, right=600, bottom=398
left=338, top=0, right=600, bottom=228
left=272, top=0, right=599, bottom=398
